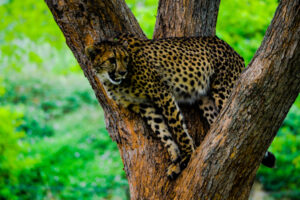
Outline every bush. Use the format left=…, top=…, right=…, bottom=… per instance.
left=1, top=71, right=98, bottom=137
left=14, top=106, right=128, bottom=199
left=0, top=107, right=36, bottom=200
left=0, top=70, right=129, bottom=199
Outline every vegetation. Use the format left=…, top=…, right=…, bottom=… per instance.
left=0, top=0, right=298, bottom=199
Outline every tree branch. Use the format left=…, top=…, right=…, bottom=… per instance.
left=44, top=0, right=299, bottom=199
left=174, top=1, right=300, bottom=199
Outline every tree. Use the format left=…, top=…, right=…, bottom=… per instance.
left=44, top=0, right=299, bottom=199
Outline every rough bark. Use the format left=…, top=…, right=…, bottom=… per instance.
left=44, top=0, right=300, bottom=199
left=174, top=2, right=300, bottom=199
left=153, top=0, right=220, bottom=38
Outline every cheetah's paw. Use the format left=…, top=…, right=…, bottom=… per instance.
left=166, top=163, right=181, bottom=180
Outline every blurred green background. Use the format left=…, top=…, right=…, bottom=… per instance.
left=0, top=0, right=299, bottom=199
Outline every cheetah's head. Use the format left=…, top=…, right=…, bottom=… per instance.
left=85, top=41, right=129, bottom=85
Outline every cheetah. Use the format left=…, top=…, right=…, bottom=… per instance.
left=85, top=35, right=271, bottom=179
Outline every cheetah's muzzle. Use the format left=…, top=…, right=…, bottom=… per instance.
left=108, top=71, right=124, bottom=85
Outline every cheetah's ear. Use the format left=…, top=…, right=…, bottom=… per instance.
left=85, top=45, right=98, bottom=61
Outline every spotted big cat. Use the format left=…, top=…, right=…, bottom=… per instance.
left=85, top=35, right=275, bottom=179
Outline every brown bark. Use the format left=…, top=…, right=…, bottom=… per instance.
left=153, top=0, right=220, bottom=38
left=174, top=2, right=300, bottom=199
left=44, top=0, right=300, bottom=199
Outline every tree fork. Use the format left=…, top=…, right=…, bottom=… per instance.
left=44, top=0, right=299, bottom=199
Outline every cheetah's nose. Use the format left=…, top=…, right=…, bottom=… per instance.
left=119, top=71, right=127, bottom=76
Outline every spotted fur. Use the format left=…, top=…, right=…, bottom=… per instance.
left=85, top=35, right=244, bottom=179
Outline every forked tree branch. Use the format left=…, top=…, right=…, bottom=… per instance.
left=44, top=0, right=299, bottom=199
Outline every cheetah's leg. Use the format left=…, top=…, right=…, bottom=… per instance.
left=151, top=91, right=195, bottom=178
left=121, top=101, right=181, bottom=163
left=199, top=80, right=233, bottom=127
left=127, top=103, right=182, bottom=177
left=204, top=62, right=241, bottom=126
left=198, top=96, right=219, bottom=126
left=210, top=62, right=242, bottom=113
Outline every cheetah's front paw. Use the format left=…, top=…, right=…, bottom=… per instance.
left=168, top=142, right=181, bottom=163
left=167, top=163, right=181, bottom=180
left=166, top=154, right=192, bottom=180
left=179, top=155, right=191, bottom=170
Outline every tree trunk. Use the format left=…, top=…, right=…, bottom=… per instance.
left=153, top=0, right=220, bottom=38
left=44, top=0, right=300, bottom=199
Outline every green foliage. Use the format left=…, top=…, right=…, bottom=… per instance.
left=257, top=97, right=300, bottom=200
left=125, top=0, right=158, bottom=38
left=0, top=0, right=64, bottom=47
left=0, top=106, right=36, bottom=199
left=0, top=77, right=5, bottom=96
left=1, top=71, right=99, bottom=139
left=1, top=71, right=128, bottom=199
left=16, top=105, right=127, bottom=199
left=0, top=0, right=80, bottom=73
left=217, top=0, right=278, bottom=65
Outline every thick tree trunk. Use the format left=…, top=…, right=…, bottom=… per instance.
left=44, top=0, right=299, bottom=199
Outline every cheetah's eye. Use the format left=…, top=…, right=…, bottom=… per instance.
left=108, top=57, right=116, bottom=64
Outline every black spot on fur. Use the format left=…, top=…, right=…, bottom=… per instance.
left=154, top=118, right=163, bottom=123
